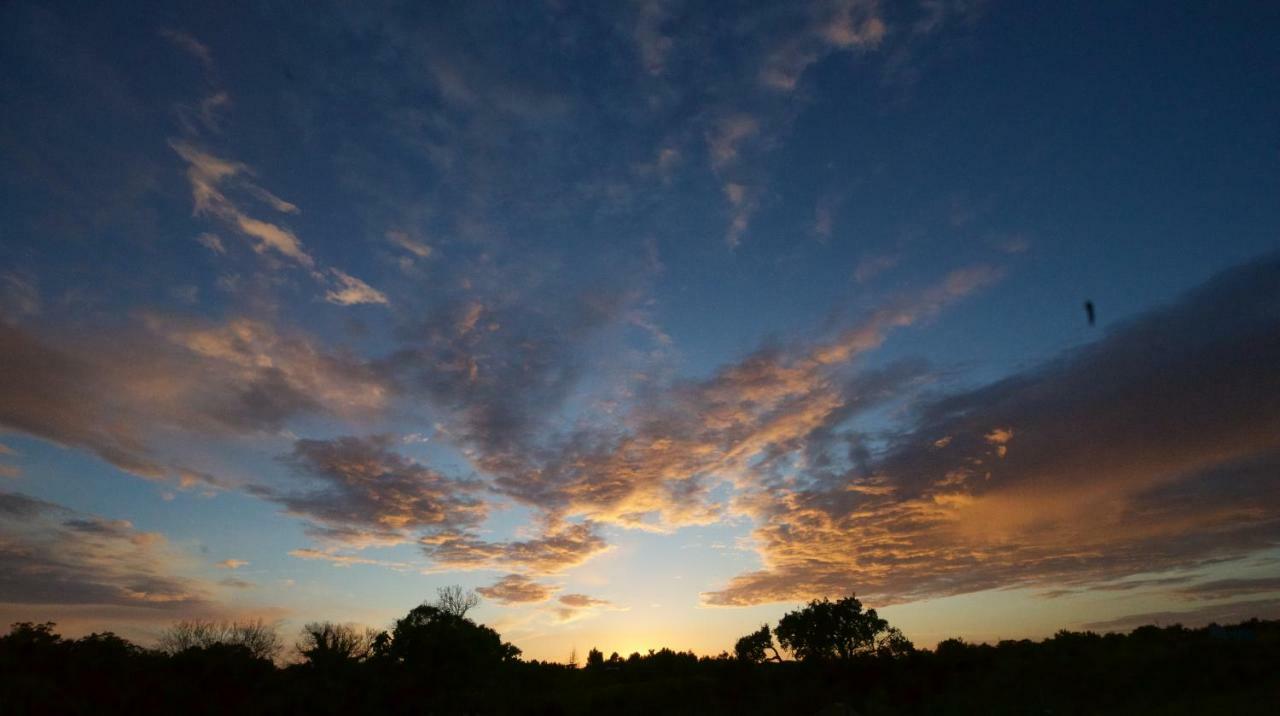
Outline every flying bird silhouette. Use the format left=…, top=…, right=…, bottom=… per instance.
left=1084, top=300, right=1096, bottom=326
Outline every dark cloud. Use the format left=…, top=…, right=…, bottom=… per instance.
left=704, top=254, right=1280, bottom=606
left=0, top=491, right=213, bottom=611
left=1040, top=575, right=1200, bottom=599
left=0, top=491, right=63, bottom=519
left=257, top=435, right=486, bottom=548
left=420, top=521, right=610, bottom=575
left=0, top=317, right=388, bottom=481
left=381, top=289, right=627, bottom=458
left=1175, top=577, right=1280, bottom=601
left=0, top=322, right=163, bottom=477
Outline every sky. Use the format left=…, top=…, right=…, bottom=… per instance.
left=1, top=0, right=1279, bottom=662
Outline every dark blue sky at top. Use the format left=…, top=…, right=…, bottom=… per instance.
left=4, top=1, right=1276, bottom=376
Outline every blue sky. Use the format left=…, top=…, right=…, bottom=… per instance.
left=2, top=0, right=1279, bottom=660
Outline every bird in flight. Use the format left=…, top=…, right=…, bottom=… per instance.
left=1084, top=300, right=1096, bottom=326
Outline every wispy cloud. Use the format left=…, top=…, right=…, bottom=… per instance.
left=170, top=141, right=315, bottom=269
left=159, top=29, right=214, bottom=71
left=554, top=593, right=623, bottom=623
left=325, top=269, right=390, bottom=306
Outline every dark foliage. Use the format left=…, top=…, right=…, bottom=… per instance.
left=2, top=613, right=1279, bottom=715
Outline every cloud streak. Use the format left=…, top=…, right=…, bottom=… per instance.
left=0, top=316, right=387, bottom=480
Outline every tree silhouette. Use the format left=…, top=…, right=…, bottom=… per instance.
left=384, top=603, right=521, bottom=676
left=4, top=617, right=1280, bottom=713
left=734, top=624, right=782, bottom=662
left=774, top=595, right=912, bottom=661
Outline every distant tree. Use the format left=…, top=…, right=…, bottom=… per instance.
left=71, top=632, right=141, bottom=663
left=734, top=624, right=783, bottom=662
left=157, top=619, right=282, bottom=661
left=586, top=647, right=604, bottom=669
left=775, top=595, right=912, bottom=661
left=434, top=585, right=480, bottom=618
left=2, top=622, right=61, bottom=650
left=296, top=622, right=377, bottom=667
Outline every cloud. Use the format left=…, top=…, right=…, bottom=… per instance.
left=170, top=141, right=316, bottom=269
left=477, top=574, right=558, bottom=604
left=489, top=267, right=999, bottom=531
left=386, top=230, right=432, bottom=258
left=554, top=593, right=621, bottom=623
left=557, top=593, right=611, bottom=609
left=159, top=29, right=214, bottom=71
left=759, top=0, right=886, bottom=91
left=632, top=0, right=674, bottom=76
left=0, top=491, right=215, bottom=611
left=706, top=115, right=759, bottom=171
left=216, top=559, right=248, bottom=569
left=1175, top=577, right=1280, bottom=601
left=325, top=269, right=389, bottom=306
left=381, top=290, right=627, bottom=459
left=703, top=254, right=1280, bottom=606
left=0, top=316, right=387, bottom=480
left=420, top=521, right=610, bottom=575
left=287, top=548, right=413, bottom=570
left=256, top=435, right=486, bottom=548
left=853, top=253, right=900, bottom=283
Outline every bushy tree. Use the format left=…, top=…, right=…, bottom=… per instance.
left=384, top=604, right=521, bottom=675
left=775, top=595, right=913, bottom=661
left=734, top=624, right=782, bottom=662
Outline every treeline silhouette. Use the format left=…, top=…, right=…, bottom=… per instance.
left=2, top=589, right=1277, bottom=715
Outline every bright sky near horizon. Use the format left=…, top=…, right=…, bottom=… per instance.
left=2, top=1, right=1279, bottom=662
